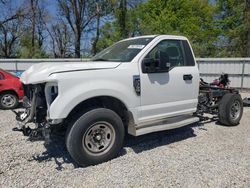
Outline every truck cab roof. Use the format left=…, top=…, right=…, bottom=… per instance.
left=122, top=35, right=189, bottom=42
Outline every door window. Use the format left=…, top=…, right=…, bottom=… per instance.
left=145, top=40, right=187, bottom=69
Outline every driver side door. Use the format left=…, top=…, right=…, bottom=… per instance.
left=138, top=39, right=199, bottom=124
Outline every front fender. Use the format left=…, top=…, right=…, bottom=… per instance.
left=48, top=79, right=139, bottom=120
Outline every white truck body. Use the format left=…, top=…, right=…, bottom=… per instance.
left=16, top=35, right=243, bottom=166
left=20, top=35, right=199, bottom=135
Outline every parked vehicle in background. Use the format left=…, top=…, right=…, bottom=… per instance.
left=0, top=69, right=24, bottom=109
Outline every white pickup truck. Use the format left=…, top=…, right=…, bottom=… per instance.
left=15, top=35, right=243, bottom=166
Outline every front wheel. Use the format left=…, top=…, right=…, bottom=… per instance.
left=218, top=93, right=243, bottom=126
left=0, top=92, right=19, bottom=109
left=66, top=108, right=125, bottom=166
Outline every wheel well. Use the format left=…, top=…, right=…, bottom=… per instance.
left=66, top=96, right=130, bottom=128
left=0, top=90, right=18, bottom=97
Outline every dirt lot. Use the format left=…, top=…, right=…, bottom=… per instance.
left=0, top=93, right=250, bottom=188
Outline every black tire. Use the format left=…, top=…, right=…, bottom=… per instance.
left=0, top=92, right=19, bottom=110
left=218, top=93, right=243, bottom=126
left=66, top=108, right=125, bottom=166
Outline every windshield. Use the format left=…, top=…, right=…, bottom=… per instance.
left=92, top=37, right=154, bottom=62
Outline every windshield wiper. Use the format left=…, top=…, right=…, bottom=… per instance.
left=92, top=58, right=109, bottom=61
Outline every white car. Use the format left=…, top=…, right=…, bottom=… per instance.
left=15, top=35, right=243, bottom=166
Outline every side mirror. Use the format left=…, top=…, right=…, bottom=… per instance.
left=142, top=51, right=170, bottom=73
left=157, top=50, right=170, bottom=72
left=141, top=58, right=156, bottom=73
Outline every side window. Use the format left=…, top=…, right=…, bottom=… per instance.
left=145, top=40, right=186, bottom=69
left=182, top=40, right=195, bottom=66
left=0, top=72, right=4, bottom=80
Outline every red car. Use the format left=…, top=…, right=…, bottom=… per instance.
left=0, top=69, right=24, bottom=109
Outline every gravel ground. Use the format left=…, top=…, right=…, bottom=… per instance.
left=0, top=93, right=250, bottom=188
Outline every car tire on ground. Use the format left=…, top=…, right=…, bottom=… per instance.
left=66, top=108, right=125, bottom=166
left=218, top=93, right=243, bottom=126
left=0, top=92, right=19, bottom=110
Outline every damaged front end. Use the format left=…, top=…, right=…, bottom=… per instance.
left=13, top=83, right=58, bottom=143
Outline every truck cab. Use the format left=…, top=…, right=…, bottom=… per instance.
left=131, top=35, right=199, bottom=135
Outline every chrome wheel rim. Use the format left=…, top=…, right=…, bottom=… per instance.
left=1, top=94, right=16, bottom=108
left=83, top=121, right=115, bottom=156
left=230, top=100, right=241, bottom=120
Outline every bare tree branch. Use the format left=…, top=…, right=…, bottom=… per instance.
left=57, top=0, right=97, bottom=57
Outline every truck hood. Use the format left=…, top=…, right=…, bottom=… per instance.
left=21, top=61, right=121, bottom=84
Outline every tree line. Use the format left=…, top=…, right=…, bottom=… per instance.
left=0, top=0, right=249, bottom=58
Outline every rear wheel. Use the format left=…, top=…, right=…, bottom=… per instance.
left=0, top=92, right=19, bottom=109
left=218, top=93, right=243, bottom=126
left=66, top=108, right=125, bottom=166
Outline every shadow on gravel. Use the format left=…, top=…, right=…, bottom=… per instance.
left=31, top=134, right=128, bottom=169
left=123, top=123, right=199, bottom=154
left=199, top=116, right=218, bottom=126
left=31, top=134, right=78, bottom=170
left=31, top=123, right=202, bottom=169
left=199, top=116, right=239, bottom=127
left=197, top=115, right=235, bottom=128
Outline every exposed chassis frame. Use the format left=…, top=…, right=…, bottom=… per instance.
left=196, top=84, right=239, bottom=118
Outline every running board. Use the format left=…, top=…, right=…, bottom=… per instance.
left=128, top=115, right=199, bottom=136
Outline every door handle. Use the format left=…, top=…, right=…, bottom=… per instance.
left=183, top=74, right=193, bottom=81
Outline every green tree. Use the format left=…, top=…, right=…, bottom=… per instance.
left=95, top=0, right=144, bottom=53
left=18, top=32, right=48, bottom=58
left=216, top=0, right=250, bottom=57
left=95, top=22, right=120, bottom=52
left=96, top=0, right=219, bottom=57
left=91, top=1, right=115, bottom=55
left=14, top=0, right=50, bottom=58
left=132, top=0, right=219, bottom=57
